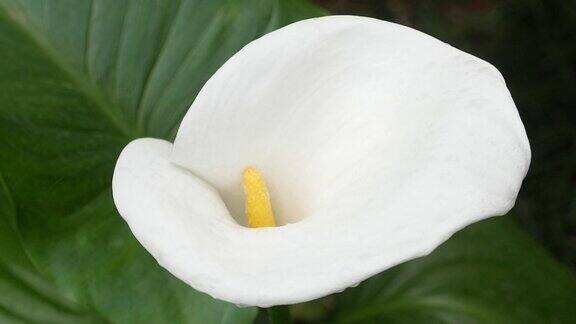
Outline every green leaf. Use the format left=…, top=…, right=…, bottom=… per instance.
left=333, top=217, right=576, bottom=323
left=0, top=0, right=325, bottom=322
left=0, top=174, right=102, bottom=323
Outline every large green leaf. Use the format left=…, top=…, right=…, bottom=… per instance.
left=0, top=0, right=325, bottom=322
left=332, top=217, right=576, bottom=323
left=0, top=174, right=101, bottom=323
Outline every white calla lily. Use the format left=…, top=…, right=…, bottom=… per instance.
left=112, top=16, right=530, bottom=307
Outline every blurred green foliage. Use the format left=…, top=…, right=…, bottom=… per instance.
left=316, top=0, right=576, bottom=269
left=332, top=217, right=576, bottom=323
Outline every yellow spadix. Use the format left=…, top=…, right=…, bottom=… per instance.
left=243, top=167, right=276, bottom=228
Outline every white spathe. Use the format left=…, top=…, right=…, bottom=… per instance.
left=112, top=16, right=531, bottom=307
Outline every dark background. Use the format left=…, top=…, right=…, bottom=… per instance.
left=314, top=0, right=576, bottom=269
